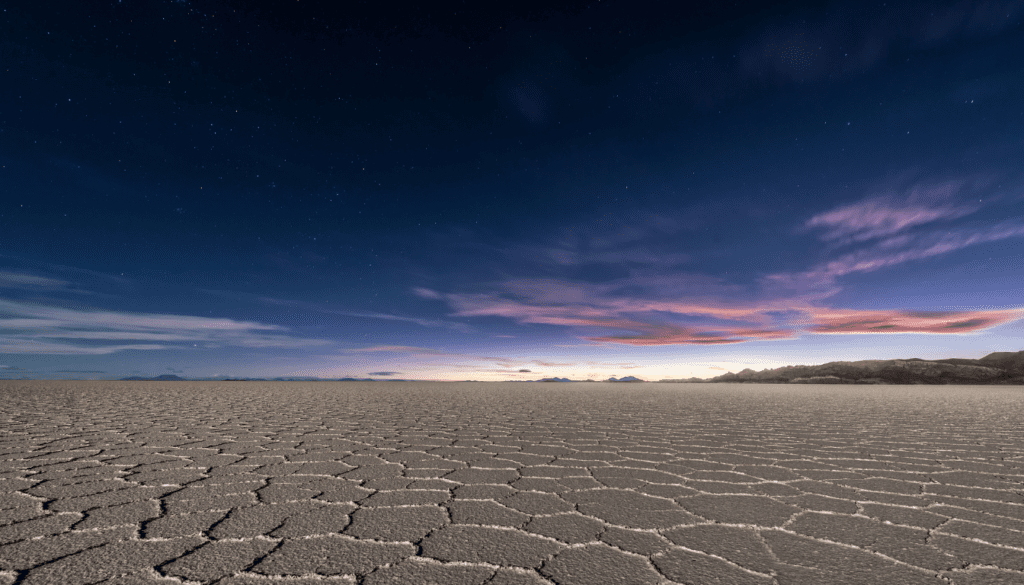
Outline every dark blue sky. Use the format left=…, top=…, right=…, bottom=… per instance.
left=2, top=0, right=1022, bottom=381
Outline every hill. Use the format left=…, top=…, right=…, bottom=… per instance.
left=704, top=351, right=1024, bottom=385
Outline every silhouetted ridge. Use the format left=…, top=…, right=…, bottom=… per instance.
left=704, top=350, right=1024, bottom=385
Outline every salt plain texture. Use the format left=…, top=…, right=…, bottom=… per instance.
left=1, top=380, right=1023, bottom=584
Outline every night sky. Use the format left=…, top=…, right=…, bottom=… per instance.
left=2, top=1, right=1023, bottom=381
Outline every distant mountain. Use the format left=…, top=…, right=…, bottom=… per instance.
left=606, top=376, right=644, bottom=382
left=704, top=350, right=1024, bottom=385
left=513, top=377, right=572, bottom=382
left=120, top=374, right=185, bottom=381
left=976, top=351, right=1024, bottom=373
left=658, top=377, right=706, bottom=383
left=269, top=376, right=325, bottom=381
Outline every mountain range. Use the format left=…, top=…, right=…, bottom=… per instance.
left=112, top=351, right=1024, bottom=384
left=701, top=351, right=1024, bottom=385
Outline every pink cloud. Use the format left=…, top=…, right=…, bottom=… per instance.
left=785, top=218, right=1024, bottom=286
left=412, top=287, right=442, bottom=299
left=442, top=283, right=800, bottom=346
left=436, top=271, right=1022, bottom=346
left=587, top=324, right=796, bottom=346
left=432, top=186, right=1024, bottom=347
left=450, top=281, right=791, bottom=327
left=803, top=180, right=980, bottom=244
left=605, top=299, right=773, bottom=322
left=799, top=307, right=1024, bottom=334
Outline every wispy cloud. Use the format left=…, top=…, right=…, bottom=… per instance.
left=0, top=340, right=168, bottom=355
left=528, top=360, right=577, bottom=368
left=418, top=171, right=1024, bottom=348
left=0, top=271, right=71, bottom=289
left=799, top=307, right=1024, bottom=334
left=0, top=299, right=331, bottom=354
left=0, top=259, right=136, bottom=294
left=434, top=267, right=1022, bottom=346
left=0, top=268, right=115, bottom=297
left=330, top=310, right=474, bottom=333
left=765, top=176, right=1023, bottom=292
left=203, top=288, right=473, bottom=333
left=347, top=345, right=449, bottom=355
left=587, top=324, right=796, bottom=346
left=773, top=217, right=1024, bottom=290
left=802, top=179, right=982, bottom=245
left=436, top=278, right=789, bottom=346
left=524, top=210, right=692, bottom=275
left=412, top=287, right=443, bottom=299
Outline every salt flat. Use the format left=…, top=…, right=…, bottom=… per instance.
left=1, top=380, right=1022, bottom=584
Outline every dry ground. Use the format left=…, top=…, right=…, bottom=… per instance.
left=1, top=381, right=1023, bottom=584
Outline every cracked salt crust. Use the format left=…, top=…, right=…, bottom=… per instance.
left=2, top=381, right=1024, bottom=583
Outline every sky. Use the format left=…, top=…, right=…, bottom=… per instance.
left=1, top=0, right=1023, bottom=381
